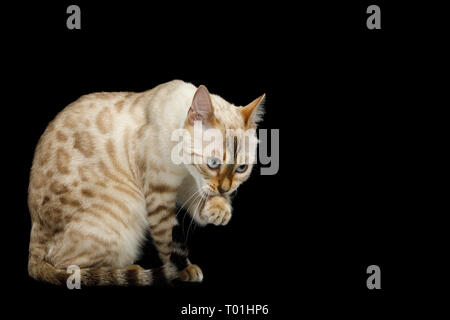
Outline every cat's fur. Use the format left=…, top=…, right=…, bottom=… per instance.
left=28, top=80, right=264, bottom=286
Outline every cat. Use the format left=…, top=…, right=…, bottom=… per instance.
left=27, top=80, right=265, bottom=286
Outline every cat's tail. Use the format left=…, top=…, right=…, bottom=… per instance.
left=28, top=241, right=189, bottom=286
left=28, top=258, right=180, bottom=286
left=28, top=228, right=190, bottom=286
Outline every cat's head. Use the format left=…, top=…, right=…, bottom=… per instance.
left=183, top=85, right=265, bottom=197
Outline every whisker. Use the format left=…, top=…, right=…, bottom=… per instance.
left=176, top=189, right=202, bottom=218
left=181, top=190, right=202, bottom=239
left=185, top=188, right=207, bottom=243
left=184, top=191, right=202, bottom=241
left=185, top=201, right=198, bottom=243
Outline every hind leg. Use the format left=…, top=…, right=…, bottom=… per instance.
left=47, top=220, right=120, bottom=269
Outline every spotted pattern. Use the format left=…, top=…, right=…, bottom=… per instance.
left=27, top=80, right=263, bottom=286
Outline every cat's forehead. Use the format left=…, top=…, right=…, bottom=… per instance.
left=210, top=94, right=245, bottom=130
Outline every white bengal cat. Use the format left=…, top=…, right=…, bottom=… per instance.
left=28, top=80, right=264, bottom=286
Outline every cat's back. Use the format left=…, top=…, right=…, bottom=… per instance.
left=30, top=90, right=137, bottom=169
left=28, top=80, right=194, bottom=217
left=29, top=80, right=192, bottom=176
left=53, top=90, right=140, bottom=133
left=52, top=80, right=195, bottom=131
left=28, top=91, right=140, bottom=214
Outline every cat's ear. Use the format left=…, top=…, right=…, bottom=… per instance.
left=240, top=94, right=265, bottom=127
left=187, top=85, right=214, bottom=126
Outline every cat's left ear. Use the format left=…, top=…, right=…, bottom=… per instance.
left=240, top=94, right=266, bottom=127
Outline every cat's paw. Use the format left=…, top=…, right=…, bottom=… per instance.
left=201, top=196, right=232, bottom=226
left=179, top=264, right=204, bottom=282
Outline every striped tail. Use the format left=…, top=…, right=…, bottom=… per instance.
left=28, top=241, right=189, bottom=286
left=28, top=258, right=179, bottom=286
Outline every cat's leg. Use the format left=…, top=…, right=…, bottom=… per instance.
left=170, top=223, right=203, bottom=282
left=145, top=190, right=193, bottom=266
left=185, top=193, right=232, bottom=226
left=147, top=204, right=203, bottom=282
left=146, top=203, right=178, bottom=264
left=178, top=262, right=203, bottom=282
left=172, top=195, right=232, bottom=283
left=170, top=179, right=208, bottom=282
left=200, top=195, right=232, bottom=226
left=48, top=219, right=121, bottom=270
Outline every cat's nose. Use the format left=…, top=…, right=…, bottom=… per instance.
left=218, top=185, right=230, bottom=194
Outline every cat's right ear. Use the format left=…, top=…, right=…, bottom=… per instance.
left=187, top=85, right=214, bottom=126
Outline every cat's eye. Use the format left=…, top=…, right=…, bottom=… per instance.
left=207, top=157, right=221, bottom=169
left=235, top=164, right=248, bottom=173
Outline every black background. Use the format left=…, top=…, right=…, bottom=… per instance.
left=5, top=0, right=438, bottom=318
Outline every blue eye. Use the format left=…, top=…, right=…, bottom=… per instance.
left=235, top=165, right=248, bottom=173
left=207, top=157, right=221, bottom=169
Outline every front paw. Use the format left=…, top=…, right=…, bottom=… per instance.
left=179, top=264, right=204, bottom=282
left=201, top=196, right=232, bottom=225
